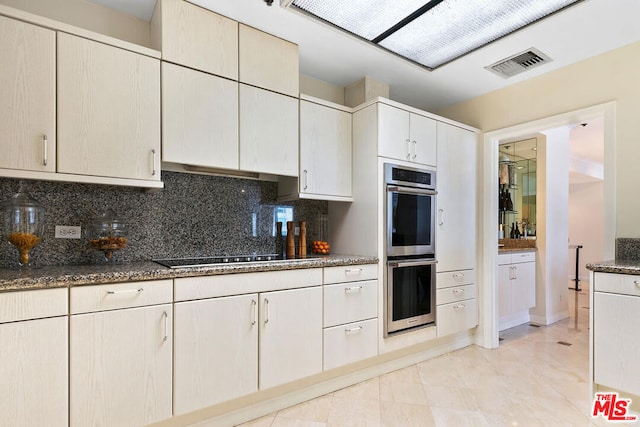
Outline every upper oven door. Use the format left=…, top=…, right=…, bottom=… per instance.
left=386, top=184, right=436, bottom=257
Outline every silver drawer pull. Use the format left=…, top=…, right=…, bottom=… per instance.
left=42, top=135, right=48, bottom=166
left=264, top=298, right=270, bottom=324
left=251, top=299, right=257, bottom=325
left=345, top=268, right=363, bottom=275
left=453, top=304, right=466, bottom=310
left=634, top=280, right=640, bottom=286
left=345, top=286, right=363, bottom=293
left=162, top=311, right=168, bottom=342
left=345, top=326, right=363, bottom=334
left=106, top=288, right=143, bottom=295
left=453, top=289, right=464, bottom=295
left=453, top=273, right=465, bottom=279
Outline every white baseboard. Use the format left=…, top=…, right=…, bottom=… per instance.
left=529, top=309, right=569, bottom=326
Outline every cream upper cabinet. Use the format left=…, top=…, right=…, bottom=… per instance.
left=152, top=0, right=238, bottom=79
left=378, top=102, right=437, bottom=167
left=0, top=15, right=56, bottom=173
left=436, top=122, right=477, bottom=273
left=0, top=288, right=68, bottom=427
left=298, top=97, right=352, bottom=199
left=57, top=32, right=161, bottom=181
left=162, top=62, right=239, bottom=170
left=239, top=24, right=299, bottom=97
left=240, top=84, right=299, bottom=176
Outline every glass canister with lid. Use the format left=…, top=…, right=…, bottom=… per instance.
left=89, top=208, right=127, bottom=261
left=1, top=181, right=45, bottom=266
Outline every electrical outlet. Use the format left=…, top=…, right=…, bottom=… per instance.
left=55, top=225, right=81, bottom=239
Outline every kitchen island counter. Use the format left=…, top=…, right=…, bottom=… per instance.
left=587, top=259, right=640, bottom=275
left=0, top=254, right=378, bottom=292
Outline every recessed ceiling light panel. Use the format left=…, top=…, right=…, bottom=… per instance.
left=285, top=0, right=582, bottom=69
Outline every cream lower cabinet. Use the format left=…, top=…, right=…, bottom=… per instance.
left=593, top=272, right=640, bottom=396
left=239, top=83, right=299, bottom=176
left=0, top=15, right=56, bottom=173
left=57, top=32, right=161, bottom=182
left=322, top=264, right=379, bottom=371
left=436, top=270, right=478, bottom=337
left=162, top=62, right=239, bottom=170
left=0, top=288, right=68, bottom=427
left=498, top=251, right=536, bottom=331
left=173, top=294, right=258, bottom=415
left=69, top=281, right=173, bottom=427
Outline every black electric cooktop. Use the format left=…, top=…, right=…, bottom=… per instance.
left=153, top=254, right=311, bottom=269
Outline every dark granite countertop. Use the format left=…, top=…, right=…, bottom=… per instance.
left=586, top=259, right=640, bottom=275
left=0, top=255, right=379, bottom=292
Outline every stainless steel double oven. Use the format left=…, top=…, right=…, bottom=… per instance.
left=384, top=163, right=437, bottom=335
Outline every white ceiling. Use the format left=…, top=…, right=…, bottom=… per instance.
left=92, top=0, right=640, bottom=112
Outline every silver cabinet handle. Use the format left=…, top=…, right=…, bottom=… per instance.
left=42, top=135, right=48, bottom=166
left=453, top=273, right=465, bottom=279
left=162, top=311, right=168, bottom=342
left=405, top=139, right=411, bottom=159
left=106, top=288, right=143, bottom=295
left=453, top=303, right=466, bottom=310
left=438, top=208, right=444, bottom=226
left=151, top=149, right=157, bottom=176
left=412, top=140, right=417, bottom=159
left=345, top=326, right=363, bottom=334
left=264, top=298, right=270, bottom=324
left=634, top=280, right=640, bottom=287
left=344, top=286, right=363, bottom=293
left=251, top=299, right=257, bottom=325
left=303, top=169, right=308, bottom=190
left=513, top=265, right=518, bottom=280
left=453, top=289, right=464, bottom=295
left=345, top=268, right=363, bottom=275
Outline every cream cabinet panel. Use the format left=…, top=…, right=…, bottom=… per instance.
left=378, top=103, right=410, bottom=161
left=259, top=286, right=322, bottom=389
left=0, top=317, right=68, bottom=427
left=240, top=84, right=298, bottom=176
left=323, top=318, right=378, bottom=371
left=58, top=33, right=161, bottom=181
left=173, top=294, right=258, bottom=415
left=498, top=255, right=536, bottom=330
left=239, top=24, right=298, bottom=97
left=0, top=15, right=56, bottom=173
left=511, top=261, right=536, bottom=313
left=162, top=62, right=239, bottom=170
left=323, top=264, right=378, bottom=284
left=153, top=0, right=238, bottom=79
left=70, top=304, right=172, bottom=427
left=299, top=99, right=352, bottom=198
left=409, top=113, right=437, bottom=166
left=436, top=122, right=477, bottom=273
left=436, top=298, right=478, bottom=338
left=323, top=280, right=378, bottom=328
left=498, top=264, right=512, bottom=319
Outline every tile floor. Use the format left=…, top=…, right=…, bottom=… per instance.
left=237, top=281, right=634, bottom=426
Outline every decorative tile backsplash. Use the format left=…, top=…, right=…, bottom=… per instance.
left=0, top=172, right=327, bottom=268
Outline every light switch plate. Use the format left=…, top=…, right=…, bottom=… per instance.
left=55, top=225, right=81, bottom=239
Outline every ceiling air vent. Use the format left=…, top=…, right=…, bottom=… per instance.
left=485, top=48, right=552, bottom=78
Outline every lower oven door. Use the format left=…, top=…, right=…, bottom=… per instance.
left=386, top=258, right=436, bottom=335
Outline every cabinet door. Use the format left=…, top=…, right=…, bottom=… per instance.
left=594, top=292, right=640, bottom=396
left=498, top=264, right=512, bottom=318
left=157, top=0, right=238, bottom=79
left=436, top=122, right=477, bottom=273
left=409, top=113, right=437, bottom=167
left=239, top=84, right=298, bottom=176
left=58, top=33, right=161, bottom=181
left=162, top=62, right=239, bottom=170
left=70, top=304, right=172, bottom=427
left=260, top=286, right=322, bottom=389
left=378, top=103, right=410, bottom=161
left=299, top=100, right=352, bottom=197
left=0, top=317, right=68, bottom=427
left=511, top=261, right=536, bottom=312
left=0, top=16, right=56, bottom=172
left=239, top=24, right=298, bottom=97
left=173, top=294, right=258, bottom=415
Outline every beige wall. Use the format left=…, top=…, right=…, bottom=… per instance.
left=300, top=74, right=345, bottom=105
left=438, top=41, right=640, bottom=238
left=0, top=0, right=151, bottom=46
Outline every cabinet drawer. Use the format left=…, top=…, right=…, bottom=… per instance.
left=324, top=264, right=378, bottom=284
left=594, top=272, right=640, bottom=296
left=498, top=253, right=512, bottom=265
left=70, top=280, right=173, bottom=314
left=323, top=318, right=378, bottom=371
left=511, top=251, right=535, bottom=264
left=436, top=269, right=475, bottom=289
left=436, top=284, right=476, bottom=306
left=323, top=280, right=378, bottom=328
left=436, top=298, right=478, bottom=338
left=175, top=268, right=322, bottom=301
left=0, top=288, right=68, bottom=323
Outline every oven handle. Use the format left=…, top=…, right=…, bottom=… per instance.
left=388, top=259, right=438, bottom=268
left=386, top=185, right=437, bottom=196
